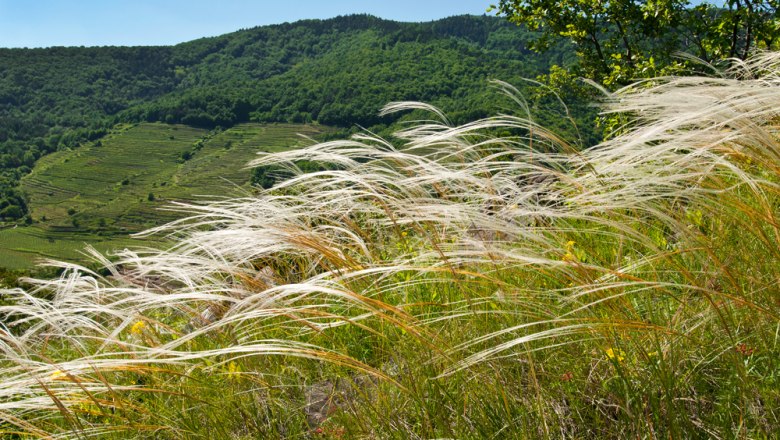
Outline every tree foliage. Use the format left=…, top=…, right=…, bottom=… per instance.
left=492, top=0, right=780, bottom=85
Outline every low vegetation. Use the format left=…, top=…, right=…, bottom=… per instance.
left=0, top=53, right=778, bottom=438
left=0, top=227, right=153, bottom=271
left=0, top=122, right=329, bottom=269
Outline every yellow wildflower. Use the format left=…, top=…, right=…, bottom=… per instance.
left=605, top=348, right=626, bottom=363
left=50, top=369, right=79, bottom=382
left=76, top=401, right=102, bottom=416
left=225, top=361, right=241, bottom=381
left=562, top=240, right=578, bottom=262
left=130, top=320, right=146, bottom=335
left=50, top=370, right=68, bottom=381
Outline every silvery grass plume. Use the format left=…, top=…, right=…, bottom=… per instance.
left=0, top=52, right=779, bottom=436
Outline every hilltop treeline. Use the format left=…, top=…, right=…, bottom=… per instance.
left=0, top=15, right=583, bottom=221
left=125, top=15, right=575, bottom=128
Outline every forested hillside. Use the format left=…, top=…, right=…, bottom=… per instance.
left=0, top=14, right=582, bottom=223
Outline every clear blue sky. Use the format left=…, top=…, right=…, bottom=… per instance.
left=0, top=0, right=493, bottom=48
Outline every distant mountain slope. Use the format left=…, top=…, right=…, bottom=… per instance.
left=130, top=14, right=576, bottom=128
left=23, top=122, right=327, bottom=231
left=0, top=14, right=583, bottom=223
left=0, top=122, right=328, bottom=270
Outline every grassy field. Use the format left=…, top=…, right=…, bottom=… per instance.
left=0, top=226, right=158, bottom=270
left=1, top=59, right=779, bottom=438
left=3, top=122, right=329, bottom=270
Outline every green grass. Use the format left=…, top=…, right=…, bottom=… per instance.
left=5, top=122, right=330, bottom=270
left=0, top=226, right=158, bottom=270
left=1, top=58, right=779, bottom=439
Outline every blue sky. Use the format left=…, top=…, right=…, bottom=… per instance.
left=0, top=1, right=493, bottom=48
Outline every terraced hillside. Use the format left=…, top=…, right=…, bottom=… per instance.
left=2, top=122, right=328, bottom=269
left=0, top=227, right=149, bottom=271
left=23, top=123, right=206, bottom=230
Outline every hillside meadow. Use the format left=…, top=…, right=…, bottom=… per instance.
left=0, top=227, right=151, bottom=271
left=0, top=122, right=330, bottom=270
left=0, top=53, right=778, bottom=438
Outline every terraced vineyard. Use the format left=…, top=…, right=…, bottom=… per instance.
left=0, top=226, right=152, bottom=270
left=3, top=122, right=329, bottom=269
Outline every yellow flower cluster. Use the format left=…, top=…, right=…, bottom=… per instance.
left=50, top=369, right=69, bottom=381
left=562, top=240, right=577, bottom=262
left=605, top=348, right=626, bottom=363
left=50, top=369, right=80, bottom=382
left=130, top=320, right=146, bottom=335
left=225, top=361, right=241, bottom=381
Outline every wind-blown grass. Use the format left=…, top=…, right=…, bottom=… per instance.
left=1, top=53, right=779, bottom=438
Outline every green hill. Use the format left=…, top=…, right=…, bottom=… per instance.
left=1, top=122, right=328, bottom=269
left=0, top=15, right=584, bottom=225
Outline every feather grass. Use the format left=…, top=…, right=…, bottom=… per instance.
left=2, top=53, right=779, bottom=437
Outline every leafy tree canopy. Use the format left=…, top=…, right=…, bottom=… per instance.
left=491, top=0, right=780, bottom=86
